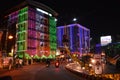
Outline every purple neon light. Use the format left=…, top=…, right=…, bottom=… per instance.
left=27, top=9, right=37, bottom=56
left=70, top=26, right=73, bottom=50
left=58, top=24, right=89, bottom=31
left=57, top=23, right=90, bottom=54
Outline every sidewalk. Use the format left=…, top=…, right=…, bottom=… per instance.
left=0, top=68, right=8, bottom=74
left=65, top=62, right=113, bottom=80
left=0, top=62, right=39, bottom=74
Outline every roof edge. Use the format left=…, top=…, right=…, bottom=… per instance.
left=4, top=0, right=58, bottom=17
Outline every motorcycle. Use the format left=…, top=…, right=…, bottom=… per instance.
left=55, top=61, right=59, bottom=68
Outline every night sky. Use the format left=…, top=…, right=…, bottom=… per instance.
left=0, top=0, right=120, bottom=43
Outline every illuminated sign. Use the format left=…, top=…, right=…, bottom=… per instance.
left=100, top=35, right=112, bottom=46
left=36, top=8, right=52, bottom=16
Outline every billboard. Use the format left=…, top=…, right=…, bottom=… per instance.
left=100, top=36, right=112, bottom=46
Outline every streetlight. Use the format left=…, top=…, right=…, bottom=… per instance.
left=72, top=18, right=77, bottom=23
left=73, top=18, right=77, bottom=22
left=6, top=34, right=14, bottom=57
left=8, top=35, right=13, bottom=39
left=91, top=58, right=96, bottom=64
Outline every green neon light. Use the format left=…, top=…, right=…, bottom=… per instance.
left=18, top=7, right=28, bottom=23
left=33, top=55, right=40, bottom=59
left=17, top=7, right=28, bottom=57
left=47, top=54, right=55, bottom=59
left=49, top=16, right=57, bottom=50
left=18, top=53, right=31, bottom=59
left=49, top=17, right=56, bottom=26
left=19, top=7, right=28, bottom=14
left=41, top=55, right=47, bottom=59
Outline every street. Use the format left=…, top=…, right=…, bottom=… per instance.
left=0, top=62, right=83, bottom=80
left=102, top=62, right=120, bottom=74
left=0, top=61, right=120, bottom=80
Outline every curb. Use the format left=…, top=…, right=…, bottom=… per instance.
left=65, top=65, right=113, bottom=80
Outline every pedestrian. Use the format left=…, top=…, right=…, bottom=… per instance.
left=19, top=59, right=23, bottom=68
left=8, top=59, right=12, bottom=70
left=46, top=59, right=50, bottom=67
left=15, top=58, right=19, bottom=68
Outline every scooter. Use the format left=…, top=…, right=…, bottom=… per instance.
left=55, top=61, right=59, bottom=68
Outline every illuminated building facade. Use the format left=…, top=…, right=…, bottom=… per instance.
left=57, top=24, right=90, bottom=56
left=4, top=0, right=58, bottom=59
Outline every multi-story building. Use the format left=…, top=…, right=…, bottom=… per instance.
left=3, top=0, right=58, bottom=59
left=57, top=24, right=90, bottom=57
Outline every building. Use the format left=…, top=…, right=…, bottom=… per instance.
left=2, top=0, right=58, bottom=59
left=57, top=24, right=90, bottom=57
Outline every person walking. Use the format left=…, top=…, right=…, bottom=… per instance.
left=15, top=58, right=19, bottom=68
left=8, top=59, right=12, bottom=70
left=19, top=59, right=23, bottom=68
left=46, top=59, right=50, bottom=67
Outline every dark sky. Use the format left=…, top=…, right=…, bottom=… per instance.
left=0, top=0, right=120, bottom=43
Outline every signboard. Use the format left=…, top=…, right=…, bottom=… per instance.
left=95, top=65, right=102, bottom=74
left=100, top=35, right=112, bottom=46
left=93, top=54, right=103, bottom=74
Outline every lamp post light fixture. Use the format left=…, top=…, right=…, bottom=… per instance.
left=5, top=34, right=14, bottom=57
left=73, top=18, right=77, bottom=23
left=73, top=18, right=77, bottom=22
left=8, top=35, right=13, bottom=39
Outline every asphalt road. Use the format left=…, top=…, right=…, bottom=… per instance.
left=1, top=62, right=119, bottom=80
left=0, top=63, right=84, bottom=80
left=102, top=62, right=120, bottom=74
